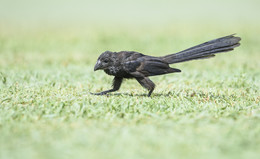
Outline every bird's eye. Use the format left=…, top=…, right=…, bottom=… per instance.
left=104, top=59, right=109, bottom=63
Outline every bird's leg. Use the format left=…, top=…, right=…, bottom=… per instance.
left=91, top=77, right=123, bottom=95
left=136, top=77, right=155, bottom=97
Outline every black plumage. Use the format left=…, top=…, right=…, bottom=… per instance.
left=92, top=34, right=241, bottom=96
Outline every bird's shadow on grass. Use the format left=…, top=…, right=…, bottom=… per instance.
left=89, top=91, right=237, bottom=101
left=108, top=92, right=172, bottom=97
left=89, top=92, right=171, bottom=97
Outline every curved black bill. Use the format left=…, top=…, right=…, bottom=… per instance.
left=94, top=61, right=102, bottom=71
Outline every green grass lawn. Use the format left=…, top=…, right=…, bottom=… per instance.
left=0, top=24, right=259, bottom=159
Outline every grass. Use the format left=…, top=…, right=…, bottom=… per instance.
left=0, top=24, right=259, bottom=159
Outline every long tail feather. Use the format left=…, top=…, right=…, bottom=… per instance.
left=161, top=34, right=241, bottom=64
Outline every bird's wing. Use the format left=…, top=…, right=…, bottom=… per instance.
left=123, top=56, right=181, bottom=77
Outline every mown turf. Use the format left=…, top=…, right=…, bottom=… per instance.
left=0, top=24, right=259, bottom=159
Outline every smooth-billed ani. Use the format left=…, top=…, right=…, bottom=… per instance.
left=91, top=34, right=241, bottom=96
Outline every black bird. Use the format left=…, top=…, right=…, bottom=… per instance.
left=92, top=34, right=241, bottom=96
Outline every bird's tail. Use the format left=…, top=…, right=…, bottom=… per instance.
left=161, top=34, right=241, bottom=64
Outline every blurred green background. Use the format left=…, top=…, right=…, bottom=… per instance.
left=0, top=1, right=260, bottom=159
left=1, top=0, right=260, bottom=27
left=0, top=0, right=259, bottom=68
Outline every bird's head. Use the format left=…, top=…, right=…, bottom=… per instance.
left=94, top=51, right=116, bottom=71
